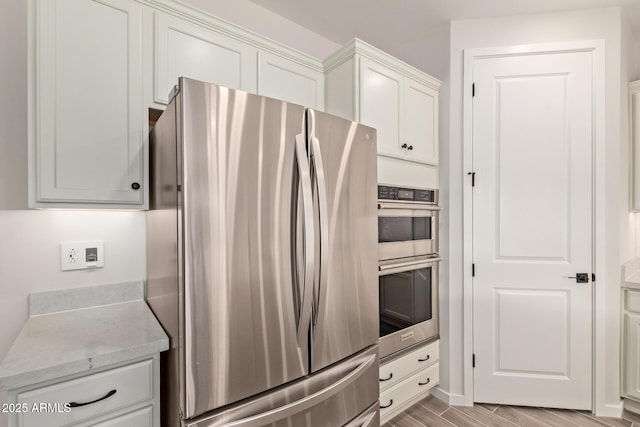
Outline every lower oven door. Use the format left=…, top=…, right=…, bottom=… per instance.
left=378, top=257, right=440, bottom=359
left=378, top=202, right=440, bottom=261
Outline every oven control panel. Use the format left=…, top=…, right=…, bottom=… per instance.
left=378, top=185, right=437, bottom=204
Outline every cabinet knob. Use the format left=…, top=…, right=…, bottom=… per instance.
left=401, top=143, right=408, bottom=149
left=131, top=182, right=141, bottom=190
left=408, top=145, right=414, bottom=151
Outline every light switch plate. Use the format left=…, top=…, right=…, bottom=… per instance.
left=61, top=241, right=104, bottom=271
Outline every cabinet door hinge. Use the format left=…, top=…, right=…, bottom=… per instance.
left=472, top=264, right=475, bottom=277
left=472, top=83, right=476, bottom=97
left=473, top=354, right=476, bottom=368
left=468, top=172, right=476, bottom=186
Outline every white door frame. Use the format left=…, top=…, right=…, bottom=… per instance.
left=462, top=40, right=607, bottom=413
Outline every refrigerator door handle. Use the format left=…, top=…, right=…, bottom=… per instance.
left=309, top=134, right=329, bottom=328
left=295, top=134, right=315, bottom=346
left=222, top=353, right=377, bottom=427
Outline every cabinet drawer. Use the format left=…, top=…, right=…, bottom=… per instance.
left=380, top=363, right=439, bottom=421
left=90, top=406, right=152, bottom=427
left=380, top=340, right=438, bottom=391
left=627, top=290, right=640, bottom=314
left=16, top=359, right=153, bottom=427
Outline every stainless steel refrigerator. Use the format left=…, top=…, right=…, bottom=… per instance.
left=147, top=78, right=379, bottom=427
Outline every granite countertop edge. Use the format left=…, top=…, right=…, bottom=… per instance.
left=0, top=282, right=169, bottom=392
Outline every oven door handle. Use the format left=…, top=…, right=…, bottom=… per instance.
left=379, top=257, right=442, bottom=273
left=378, top=202, right=441, bottom=211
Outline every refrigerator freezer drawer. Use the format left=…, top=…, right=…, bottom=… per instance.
left=184, top=346, right=379, bottom=427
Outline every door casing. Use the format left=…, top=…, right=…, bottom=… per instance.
left=461, top=40, right=607, bottom=414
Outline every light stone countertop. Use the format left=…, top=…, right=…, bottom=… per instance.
left=624, top=258, right=640, bottom=290
left=0, top=282, right=169, bottom=391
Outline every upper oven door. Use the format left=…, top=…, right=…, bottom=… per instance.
left=378, top=202, right=440, bottom=261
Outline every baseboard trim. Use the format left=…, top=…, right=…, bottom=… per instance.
left=596, top=400, right=623, bottom=418
left=430, top=387, right=469, bottom=407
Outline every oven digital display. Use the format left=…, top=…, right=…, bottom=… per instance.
left=398, top=189, right=413, bottom=200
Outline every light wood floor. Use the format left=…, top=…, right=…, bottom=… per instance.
left=383, top=396, right=640, bottom=427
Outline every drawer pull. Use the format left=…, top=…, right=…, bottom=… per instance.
left=380, top=399, right=394, bottom=409
left=419, top=378, right=431, bottom=386
left=379, top=373, right=393, bottom=382
left=418, top=355, right=430, bottom=362
left=68, top=389, right=117, bottom=408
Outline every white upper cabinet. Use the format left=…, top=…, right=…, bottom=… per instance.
left=29, top=0, right=327, bottom=209
left=404, top=78, right=438, bottom=165
left=631, top=81, right=640, bottom=211
left=325, top=39, right=441, bottom=188
left=30, top=0, right=146, bottom=208
left=360, top=57, right=403, bottom=158
left=154, top=12, right=257, bottom=105
left=257, top=51, right=324, bottom=109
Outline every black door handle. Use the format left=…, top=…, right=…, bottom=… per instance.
left=68, top=389, right=117, bottom=408
left=379, top=373, right=393, bottom=382
left=380, top=399, right=393, bottom=409
left=567, top=273, right=589, bottom=283
left=419, top=378, right=431, bottom=386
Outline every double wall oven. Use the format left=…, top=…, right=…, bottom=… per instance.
left=378, top=185, right=440, bottom=359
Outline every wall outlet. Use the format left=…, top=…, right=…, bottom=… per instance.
left=61, top=241, right=104, bottom=271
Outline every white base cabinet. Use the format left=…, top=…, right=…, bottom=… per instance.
left=324, top=39, right=441, bottom=189
left=379, top=340, right=439, bottom=424
left=7, top=356, right=160, bottom=427
left=624, top=289, right=640, bottom=411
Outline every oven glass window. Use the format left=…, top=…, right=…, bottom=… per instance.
left=379, top=267, right=432, bottom=337
left=378, top=217, right=431, bottom=243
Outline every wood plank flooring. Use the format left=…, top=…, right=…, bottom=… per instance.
left=383, top=396, right=640, bottom=427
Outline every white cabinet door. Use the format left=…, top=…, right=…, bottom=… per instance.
left=257, top=51, right=323, bottom=109
left=90, top=407, right=152, bottom=427
left=31, top=0, right=145, bottom=207
left=359, top=57, right=403, bottom=158
left=154, top=13, right=256, bottom=104
left=405, top=78, right=438, bottom=165
left=626, top=311, right=640, bottom=400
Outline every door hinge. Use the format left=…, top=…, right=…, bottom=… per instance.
left=472, top=264, right=475, bottom=277
left=473, top=354, right=476, bottom=368
left=468, top=172, right=476, bottom=186
left=592, top=273, right=596, bottom=282
left=472, top=83, right=476, bottom=97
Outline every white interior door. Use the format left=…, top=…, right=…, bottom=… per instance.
left=472, top=50, right=593, bottom=409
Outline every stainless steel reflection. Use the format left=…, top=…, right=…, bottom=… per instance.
left=306, top=109, right=379, bottom=373
left=343, top=403, right=380, bottom=427
left=379, top=256, right=440, bottom=359
left=184, top=346, right=379, bottom=427
left=378, top=202, right=440, bottom=261
left=180, top=80, right=308, bottom=418
left=148, top=78, right=379, bottom=427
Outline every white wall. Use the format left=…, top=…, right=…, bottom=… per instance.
left=447, top=7, right=628, bottom=415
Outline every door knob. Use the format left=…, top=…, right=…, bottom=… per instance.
left=401, top=143, right=408, bottom=149
left=567, top=273, right=589, bottom=283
